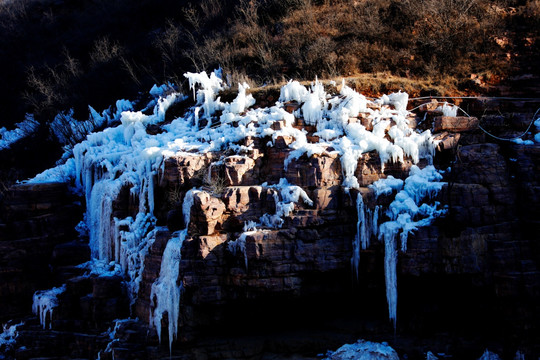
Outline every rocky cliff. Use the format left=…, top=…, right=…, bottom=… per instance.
left=0, top=76, right=539, bottom=359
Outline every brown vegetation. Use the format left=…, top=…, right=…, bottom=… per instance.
left=0, top=0, right=538, bottom=131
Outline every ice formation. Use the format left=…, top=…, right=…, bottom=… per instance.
left=436, top=103, right=458, bottom=117
left=478, top=350, right=502, bottom=360
left=0, top=115, right=39, bottom=150
left=351, top=193, right=379, bottom=279
left=32, top=285, right=66, bottom=329
left=369, top=175, right=404, bottom=198
left=26, top=70, right=449, bottom=346
left=0, top=322, right=23, bottom=350
left=228, top=220, right=259, bottom=269
left=260, top=178, right=313, bottom=228
left=149, top=189, right=198, bottom=352
left=150, top=230, right=186, bottom=352
left=114, top=216, right=159, bottom=304
left=535, top=118, right=540, bottom=143
left=323, top=339, right=399, bottom=360
left=378, top=165, right=446, bottom=329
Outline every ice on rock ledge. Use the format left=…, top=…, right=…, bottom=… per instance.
left=351, top=193, right=379, bottom=279
left=369, top=175, right=404, bottom=198
left=478, top=350, right=502, bottom=360
left=32, top=285, right=66, bottom=329
left=436, top=102, right=458, bottom=117
left=377, top=165, right=446, bottom=330
left=228, top=220, right=258, bottom=270
left=260, top=178, right=313, bottom=228
left=323, top=339, right=399, bottom=360
left=0, top=321, right=23, bottom=350
left=279, top=80, right=309, bottom=103
left=25, top=70, right=451, bottom=350
left=150, top=230, right=186, bottom=353
left=150, top=189, right=198, bottom=353
left=0, top=114, right=39, bottom=150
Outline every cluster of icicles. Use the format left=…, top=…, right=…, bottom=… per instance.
left=28, top=70, right=446, bottom=351
left=354, top=167, right=445, bottom=329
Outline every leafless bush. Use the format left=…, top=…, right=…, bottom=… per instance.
left=90, top=37, right=123, bottom=65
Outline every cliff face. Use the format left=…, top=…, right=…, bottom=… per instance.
left=1, top=77, right=539, bottom=359
left=0, top=182, right=84, bottom=320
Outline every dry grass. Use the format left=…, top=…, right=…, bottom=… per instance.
left=245, top=73, right=469, bottom=101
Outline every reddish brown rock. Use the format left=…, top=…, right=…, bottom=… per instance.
left=433, top=116, right=479, bottom=133
left=191, top=191, right=226, bottom=236
left=161, top=152, right=215, bottom=187
left=434, top=131, right=461, bottom=151
left=221, top=155, right=257, bottom=186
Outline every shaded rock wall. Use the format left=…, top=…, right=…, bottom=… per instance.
left=0, top=182, right=84, bottom=320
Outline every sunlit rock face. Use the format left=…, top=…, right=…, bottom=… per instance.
left=2, top=71, right=539, bottom=359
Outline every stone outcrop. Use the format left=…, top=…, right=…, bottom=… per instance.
left=1, top=97, right=540, bottom=359
left=433, top=116, right=479, bottom=133
left=0, top=182, right=83, bottom=321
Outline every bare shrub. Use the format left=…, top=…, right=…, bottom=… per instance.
left=90, top=37, right=123, bottom=65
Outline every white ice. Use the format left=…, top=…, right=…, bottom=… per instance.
left=0, top=114, right=39, bottom=150
left=377, top=165, right=446, bottom=330
left=351, top=193, right=379, bottom=279
left=32, top=285, right=66, bottom=329
left=150, top=230, right=186, bottom=353
left=436, top=103, right=458, bottom=117
left=260, top=178, right=313, bottom=228
left=478, top=350, right=502, bottom=360
left=369, top=176, right=404, bottom=198
left=26, top=71, right=449, bottom=346
left=323, top=339, right=399, bottom=360
left=0, top=321, right=23, bottom=350
left=150, top=189, right=198, bottom=353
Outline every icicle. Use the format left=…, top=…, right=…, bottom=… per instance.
left=352, top=194, right=380, bottom=280
left=351, top=194, right=365, bottom=279
left=150, top=188, right=198, bottom=353
left=379, top=222, right=399, bottom=330
left=32, top=285, right=66, bottom=329
left=228, top=232, right=249, bottom=270
left=150, top=230, right=186, bottom=353
left=88, top=179, right=122, bottom=260
left=115, top=214, right=157, bottom=304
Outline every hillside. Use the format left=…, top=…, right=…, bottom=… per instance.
left=0, top=0, right=540, bottom=359
left=0, top=69, right=538, bottom=358
left=1, top=0, right=539, bottom=187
